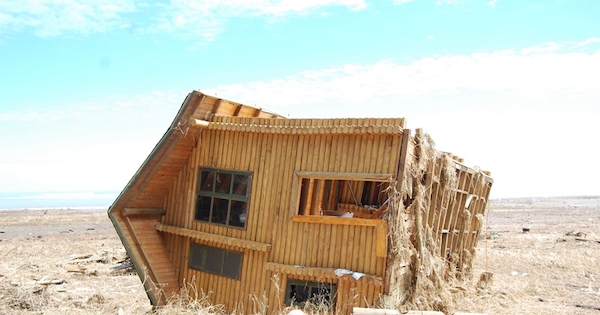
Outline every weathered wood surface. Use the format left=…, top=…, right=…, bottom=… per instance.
left=122, top=208, right=166, bottom=216
left=161, top=117, right=405, bottom=313
left=112, top=92, right=493, bottom=315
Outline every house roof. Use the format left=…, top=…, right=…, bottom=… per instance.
left=107, top=91, right=283, bottom=304
left=108, top=91, right=284, bottom=215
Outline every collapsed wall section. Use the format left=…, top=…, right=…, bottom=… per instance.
left=385, top=128, right=493, bottom=313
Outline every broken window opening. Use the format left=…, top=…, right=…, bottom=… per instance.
left=285, top=280, right=336, bottom=310
left=295, top=174, right=391, bottom=219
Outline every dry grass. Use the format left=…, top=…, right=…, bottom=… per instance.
left=1, top=198, right=599, bottom=314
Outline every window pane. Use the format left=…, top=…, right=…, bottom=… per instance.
left=189, top=245, right=205, bottom=270
left=195, top=196, right=212, bottom=222
left=228, top=200, right=247, bottom=228
left=200, top=171, right=215, bottom=192
left=311, top=286, right=332, bottom=303
left=211, top=198, right=229, bottom=225
left=289, top=284, right=310, bottom=303
left=232, top=174, right=248, bottom=196
left=205, top=247, right=223, bottom=274
left=215, top=172, right=232, bottom=194
left=222, top=250, right=242, bottom=279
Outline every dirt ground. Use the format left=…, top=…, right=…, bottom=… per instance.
left=0, top=197, right=599, bottom=314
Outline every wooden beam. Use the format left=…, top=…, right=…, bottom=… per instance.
left=293, top=215, right=382, bottom=226
left=122, top=208, right=166, bottom=217
left=190, top=118, right=210, bottom=128
left=265, top=262, right=383, bottom=286
left=395, top=128, right=411, bottom=193
left=295, top=171, right=394, bottom=182
left=155, top=223, right=271, bottom=252
left=187, top=120, right=404, bottom=135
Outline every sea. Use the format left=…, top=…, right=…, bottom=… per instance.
left=0, top=191, right=119, bottom=210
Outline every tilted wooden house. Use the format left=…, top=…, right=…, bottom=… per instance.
left=108, top=90, right=493, bottom=314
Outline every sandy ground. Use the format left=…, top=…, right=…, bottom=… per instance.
left=0, top=197, right=599, bottom=314
left=0, top=209, right=153, bottom=314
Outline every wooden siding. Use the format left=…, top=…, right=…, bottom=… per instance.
left=108, top=91, right=284, bottom=305
left=161, top=117, right=405, bottom=314
left=109, top=91, right=493, bottom=314
left=114, top=212, right=178, bottom=304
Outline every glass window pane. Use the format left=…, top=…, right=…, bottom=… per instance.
left=205, top=247, right=223, bottom=274
left=215, top=172, right=232, bottom=194
left=222, top=250, right=242, bottom=279
left=228, top=200, right=247, bottom=228
left=189, top=245, right=205, bottom=270
left=195, top=196, right=212, bottom=222
left=311, top=286, right=331, bottom=303
left=211, top=198, right=229, bottom=225
left=232, top=174, right=248, bottom=196
left=200, top=171, right=215, bottom=192
left=289, top=284, right=310, bottom=303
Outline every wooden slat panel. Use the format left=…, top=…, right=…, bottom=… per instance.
left=156, top=223, right=271, bottom=252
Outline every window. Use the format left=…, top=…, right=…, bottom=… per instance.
left=292, top=172, right=392, bottom=219
left=195, top=168, right=251, bottom=228
left=189, top=243, right=243, bottom=280
left=285, top=280, right=336, bottom=309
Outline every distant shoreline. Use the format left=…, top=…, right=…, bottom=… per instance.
left=0, top=190, right=118, bottom=210
left=0, top=206, right=109, bottom=211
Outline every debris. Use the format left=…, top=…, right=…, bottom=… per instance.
left=111, top=261, right=134, bottom=271
left=486, top=232, right=501, bottom=240
left=477, top=272, right=493, bottom=290
left=522, top=228, right=530, bottom=233
left=37, top=279, right=64, bottom=285
left=575, top=237, right=600, bottom=243
left=67, top=266, right=86, bottom=273
left=575, top=304, right=600, bottom=311
left=353, top=308, right=455, bottom=315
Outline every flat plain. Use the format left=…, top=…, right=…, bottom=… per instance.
left=0, top=196, right=598, bottom=314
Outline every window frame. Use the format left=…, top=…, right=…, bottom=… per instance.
left=188, top=243, right=243, bottom=280
left=289, top=171, right=393, bottom=218
left=285, top=279, right=337, bottom=310
left=195, top=167, right=252, bottom=229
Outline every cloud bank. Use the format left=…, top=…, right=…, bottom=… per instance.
left=0, top=0, right=367, bottom=39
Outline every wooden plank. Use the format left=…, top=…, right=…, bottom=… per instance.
left=292, top=215, right=383, bottom=227
left=156, top=223, right=271, bottom=252
left=295, top=171, right=394, bottom=182
left=123, top=208, right=167, bottom=216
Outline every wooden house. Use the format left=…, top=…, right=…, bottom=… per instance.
left=108, top=90, right=493, bottom=314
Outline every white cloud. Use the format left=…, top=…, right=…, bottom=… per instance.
left=435, top=0, right=461, bottom=5
left=393, top=0, right=414, bottom=4
left=576, top=37, right=600, bottom=47
left=0, top=0, right=136, bottom=36
left=0, top=90, right=186, bottom=192
left=153, top=0, right=367, bottom=41
left=0, top=0, right=367, bottom=40
left=206, top=41, right=600, bottom=112
left=487, top=0, right=497, bottom=8
left=204, top=39, right=600, bottom=198
left=520, top=41, right=563, bottom=55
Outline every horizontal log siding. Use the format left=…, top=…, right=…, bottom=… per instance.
left=161, top=118, right=404, bottom=314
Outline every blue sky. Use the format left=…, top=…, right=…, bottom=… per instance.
left=0, top=0, right=599, bottom=199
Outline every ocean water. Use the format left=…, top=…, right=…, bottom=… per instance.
left=0, top=191, right=119, bottom=210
